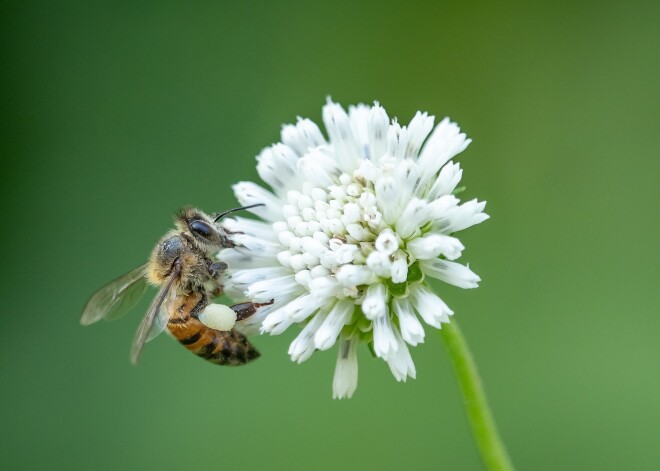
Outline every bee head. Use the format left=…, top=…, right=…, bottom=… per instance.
left=175, top=204, right=265, bottom=252
left=175, top=207, right=225, bottom=253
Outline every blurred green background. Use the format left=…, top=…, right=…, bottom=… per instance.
left=2, top=1, right=659, bottom=469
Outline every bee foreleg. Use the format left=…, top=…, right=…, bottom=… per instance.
left=219, top=235, right=238, bottom=248
left=208, top=261, right=228, bottom=278
left=231, top=299, right=274, bottom=321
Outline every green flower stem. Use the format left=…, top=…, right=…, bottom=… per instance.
left=440, top=320, right=515, bottom=471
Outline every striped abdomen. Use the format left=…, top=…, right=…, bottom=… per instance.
left=167, top=292, right=259, bottom=366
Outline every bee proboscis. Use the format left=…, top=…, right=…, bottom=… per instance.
left=80, top=204, right=271, bottom=366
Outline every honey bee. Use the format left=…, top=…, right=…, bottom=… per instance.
left=80, top=204, right=272, bottom=366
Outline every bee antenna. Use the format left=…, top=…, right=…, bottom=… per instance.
left=213, top=204, right=264, bottom=222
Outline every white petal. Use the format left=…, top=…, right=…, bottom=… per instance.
left=395, top=198, right=428, bottom=240
left=284, top=293, right=328, bottom=322
left=392, top=297, right=425, bottom=346
left=407, top=234, right=465, bottom=260
left=372, top=313, right=398, bottom=359
left=405, top=111, right=434, bottom=158
left=385, top=329, right=416, bottom=382
left=232, top=182, right=283, bottom=221
left=362, top=283, right=387, bottom=320
left=366, top=250, right=393, bottom=277
left=375, top=228, right=398, bottom=255
left=256, top=144, right=299, bottom=194
left=348, top=104, right=371, bottom=159
left=375, top=174, right=401, bottom=225
left=226, top=233, right=281, bottom=255
left=281, top=118, right=326, bottom=155
left=409, top=284, right=453, bottom=328
left=336, top=265, right=376, bottom=287
left=308, top=276, right=341, bottom=300
left=390, top=258, right=408, bottom=283
left=314, top=300, right=354, bottom=350
left=386, top=121, right=410, bottom=160
left=392, top=159, right=420, bottom=212
left=221, top=217, right=279, bottom=242
left=425, top=161, right=463, bottom=200
left=322, top=99, right=361, bottom=172
left=260, top=303, right=296, bottom=334
left=300, top=236, right=327, bottom=257
left=443, top=199, right=490, bottom=233
left=418, top=117, right=471, bottom=173
left=332, top=336, right=359, bottom=399
left=218, top=248, right=278, bottom=270
left=367, top=102, right=389, bottom=160
left=423, top=194, right=460, bottom=231
left=289, top=310, right=329, bottom=363
left=420, top=259, right=481, bottom=289
left=230, top=267, right=291, bottom=288
left=246, top=275, right=303, bottom=303
left=297, top=147, right=338, bottom=188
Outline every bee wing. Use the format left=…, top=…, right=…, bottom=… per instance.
left=80, top=264, right=149, bottom=326
left=130, top=261, right=181, bottom=364
left=146, top=299, right=173, bottom=343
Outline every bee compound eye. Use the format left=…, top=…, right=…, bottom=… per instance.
left=190, top=220, right=214, bottom=238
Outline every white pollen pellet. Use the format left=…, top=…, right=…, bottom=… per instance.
left=198, top=304, right=237, bottom=332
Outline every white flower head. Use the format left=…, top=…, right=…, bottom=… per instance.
left=220, top=99, right=488, bottom=399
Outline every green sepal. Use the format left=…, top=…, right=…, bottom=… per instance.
left=367, top=341, right=377, bottom=358
left=452, top=185, right=466, bottom=195
left=407, top=261, right=424, bottom=283
left=386, top=278, right=409, bottom=298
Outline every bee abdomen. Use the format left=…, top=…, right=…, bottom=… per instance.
left=167, top=297, right=259, bottom=366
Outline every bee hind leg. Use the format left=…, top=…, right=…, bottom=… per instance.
left=190, top=292, right=209, bottom=319
left=231, top=300, right=274, bottom=321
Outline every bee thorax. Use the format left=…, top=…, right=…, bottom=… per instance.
left=147, top=234, right=186, bottom=285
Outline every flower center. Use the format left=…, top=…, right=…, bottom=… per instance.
left=272, top=164, right=413, bottom=302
